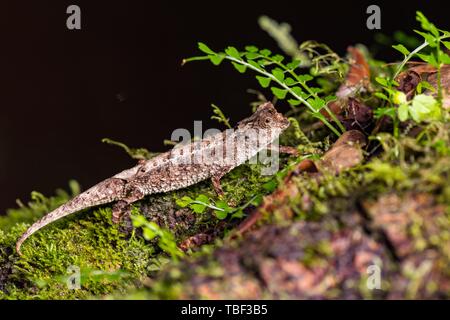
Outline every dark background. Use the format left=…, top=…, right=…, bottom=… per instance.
left=0, top=0, right=448, bottom=213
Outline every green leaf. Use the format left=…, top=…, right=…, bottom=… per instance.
left=374, top=107, right=396, bottom=120
left=191, top=203, right=207, bottom=214
left=442, top=41, right=450, bottom=50
left=245, top=45, right=259, bottom=53
left=398, top=104, right=409, bottom=122
left=271, top=54, right=284, bottom=63
left=198, top=42, right=215, bottom=55
left=287, top=60, right=301, bottom=70
left=291, top=86, right=305, bottom=97
left=308, top=97, right=325, bottom=111
left=260, top=49, right=272, bottom=57
left=414, top=30, right=437, bottom=47
left=297, top=74, right=313, bottom=82
left=232, top=62, right=247, bottom=73
left=256, top=76, right=271, bottom=88
left=392, top=44, right=410, bottom=56
left=248, top=60, right=262, bottom=70
left=374, top=92, right=389, bottom=101
left=324, top=95, right=337, bottom=103
left=284, top=77, right=297, bottom=86
left=215, top=200, right=232, bottom=212
left=271, top=68, right=285, bottom=81
left=209, top=54, right=225, bottom=66
left=143, top=228, right=157, bottom=240
left=263, top=179, right=278, bottom=192
left=417, top=81, right=435, bottom=94
left=416, top=11, right=439, bottom=37
left=410, top=94, right=441, bottom=122
left=231, top=210, right=245, bottom=219
left=195, top=194, right=209, bottom=203
left=225, top=46, right=241, bottom=59
left=375, top=77, right=389, bottom=86
left=271, top=87, right=288, bottom=99
left=288, top=99, right=302, bottom=106
left=417, top=53, right=438, bottom=67
left=214, top=210, right=228, bottom=220
left=176, top=196, right=193, bottom=207
left=439, top=52, right=450, bottom=64
left=245, top=52, right=259, bottom=60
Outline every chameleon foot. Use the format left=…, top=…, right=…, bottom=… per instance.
left=112, top=200, right=130, bottom=224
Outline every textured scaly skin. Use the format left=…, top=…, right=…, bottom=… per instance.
left=16, top=102, right=290, bottom=255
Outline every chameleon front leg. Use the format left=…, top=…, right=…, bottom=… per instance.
left=211, top=166, right=232, bottom=197
left=112, top=187, right=145, bottom=224
left=279, top=146, right=299, bottom=156
left=266, top=145, right=299, bottom=156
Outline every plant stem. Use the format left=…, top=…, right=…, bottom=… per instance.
left=224, top=56, right=342, bottom=137
left=393, top=35, right=450, bottom=79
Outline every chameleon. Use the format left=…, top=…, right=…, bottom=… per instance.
left=16, top=102, right=292, bottom=255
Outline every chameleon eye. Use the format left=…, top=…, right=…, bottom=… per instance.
left=265, top=118, right=271, bottom=124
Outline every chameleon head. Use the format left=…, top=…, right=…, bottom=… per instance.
left=237, top=102, right=290, bottom=132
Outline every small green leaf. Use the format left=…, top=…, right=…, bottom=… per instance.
left=375, top=77, right=389, bottom=86
left=260, top=49, right=272, bottom=57
left=214, top=210, right=228, bottom=220
left=231, top=210, right=245, bottom=219
left=414, top=30, right=437, bottom=47
left=271, top=54, right=284, bottom=63
left=248, top=60, right=262, bottom=70
left=392, top=44, right=410, bottom=56
left=287, top=60, right=301, bottom=70
left=198, top=42, right=215, bottom=54
left=176, top=196, right=193, bottom=207
left=442, top=41, right=450, bottom=50
left=245, top=45, right=259, bottom=53
left=284, top=77, right=297, bottom=86
left=374, top=107, right=396, bottom=120
left=263, top=179, right=278, bottom=192
left=245, top=52, right=259, bottom=60
left=324, top=95, right=337, bottom=103
left=291, top=86, right=305, bottom=97
left=215, top=200, right=232, bottom=212
left=375, top=92, right=389, bottom=101
left=417, top=81, right=435, bottom=94
left=416, top=11, right=439, bottom=37
left=288, top=99, right=302, bottom=106
left=209, top=54, right=225, bottom=66
left=225, top=46, right=241, bottom=59
left=297, top=74, right=313, bottom=82
left=439, top=52, right=450, bottom=64
left=191, top=203, right=207, bottom=214
left=256, top=76, right=271, bottom=88
left=417, top=53, right=438, bottom=67
left=308, top=97, right=325, bottom=111
left=195, top=194, right=209, bottom=203
left=410, top=94, right=441, bottom=122
left=271, top=87, right=288, bottom=99
left=232, top=62, right=247, bottom=73
left=143, top=228, right=157, bottom=240
left=271, top=68, right=285, bottom=81
left=398, top=104, right=409, bottom=122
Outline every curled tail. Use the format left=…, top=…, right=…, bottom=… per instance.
left=16, top=178, right=127, bottom=256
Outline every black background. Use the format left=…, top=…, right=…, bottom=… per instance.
left=0, top=0, right=448, bottom=213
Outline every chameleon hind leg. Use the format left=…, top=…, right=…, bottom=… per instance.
left=112, top=187, right=145, bottom=224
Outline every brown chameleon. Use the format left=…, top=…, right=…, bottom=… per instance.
left=16, top=102, right=293, bottom=255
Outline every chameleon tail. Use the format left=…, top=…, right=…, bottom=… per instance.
left=16, top=177, right=126, bottom=256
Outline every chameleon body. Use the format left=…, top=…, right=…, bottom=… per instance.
left=16, top=102, right=290, bottom=255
